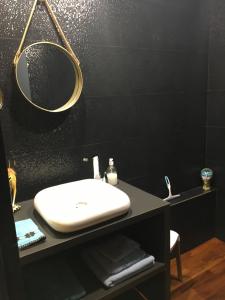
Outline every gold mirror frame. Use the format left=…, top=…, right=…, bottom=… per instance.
left=0, top=88, right=3, bottom=110
left=13, top=0, right=83, bottom=113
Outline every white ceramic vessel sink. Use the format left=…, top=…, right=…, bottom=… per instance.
left=34, top=179, right=130, bottom=233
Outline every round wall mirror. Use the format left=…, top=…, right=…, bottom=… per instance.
left=15, top=42, right=83, bottom=112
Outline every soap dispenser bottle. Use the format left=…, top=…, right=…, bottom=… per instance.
left=106, top=158, right=118, bottom=186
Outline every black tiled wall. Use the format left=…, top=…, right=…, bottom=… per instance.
left=206, top=0, right=225, bottom=240
left=0, top=0, right=208, bottom=201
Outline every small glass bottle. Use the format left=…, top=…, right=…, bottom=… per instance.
left=106, top=158, right=118, bottom=186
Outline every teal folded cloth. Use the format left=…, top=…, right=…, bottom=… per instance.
left=24, top=257, right=86, bottom=300
left=15, top=218, right=46, bottom=250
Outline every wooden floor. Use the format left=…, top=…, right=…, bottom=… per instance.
left=170, top=238, right=225, bottom=300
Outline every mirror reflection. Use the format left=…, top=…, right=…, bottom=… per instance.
left=16, top=42, right=79, bottom=111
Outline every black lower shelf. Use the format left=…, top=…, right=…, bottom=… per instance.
left=77, top=261, right=165, bottom=300
left=23, top=254, right=165, bottom=300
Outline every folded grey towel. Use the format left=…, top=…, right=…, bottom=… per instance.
left=93, top=234, right=140, bottom=262
left=83, top=253, right=155, bottom=287
left=86, top=245, right=146, bottom=275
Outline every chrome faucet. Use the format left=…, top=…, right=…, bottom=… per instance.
left=93, top=156, right=101, bottom=179
left=82, top=156, right=106, bottom=181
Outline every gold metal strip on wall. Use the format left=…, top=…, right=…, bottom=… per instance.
left=13, top=0, right=80, bottom=66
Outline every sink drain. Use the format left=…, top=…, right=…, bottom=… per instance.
left=75, top=201, right=87, bottom=208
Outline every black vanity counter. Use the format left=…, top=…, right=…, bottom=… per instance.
left=14, top=180, right=169, bottom=265
left=165, top=186, right=216, bottom=253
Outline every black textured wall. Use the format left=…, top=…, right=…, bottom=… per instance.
left=0, top=0, right=208, bottom=201
left=206, top=0, right=225, bottom=240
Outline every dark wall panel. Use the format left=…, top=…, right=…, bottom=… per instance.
left=206, top=0, right=225, bottom=240
left=0, top=0, right=208, bottom=201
